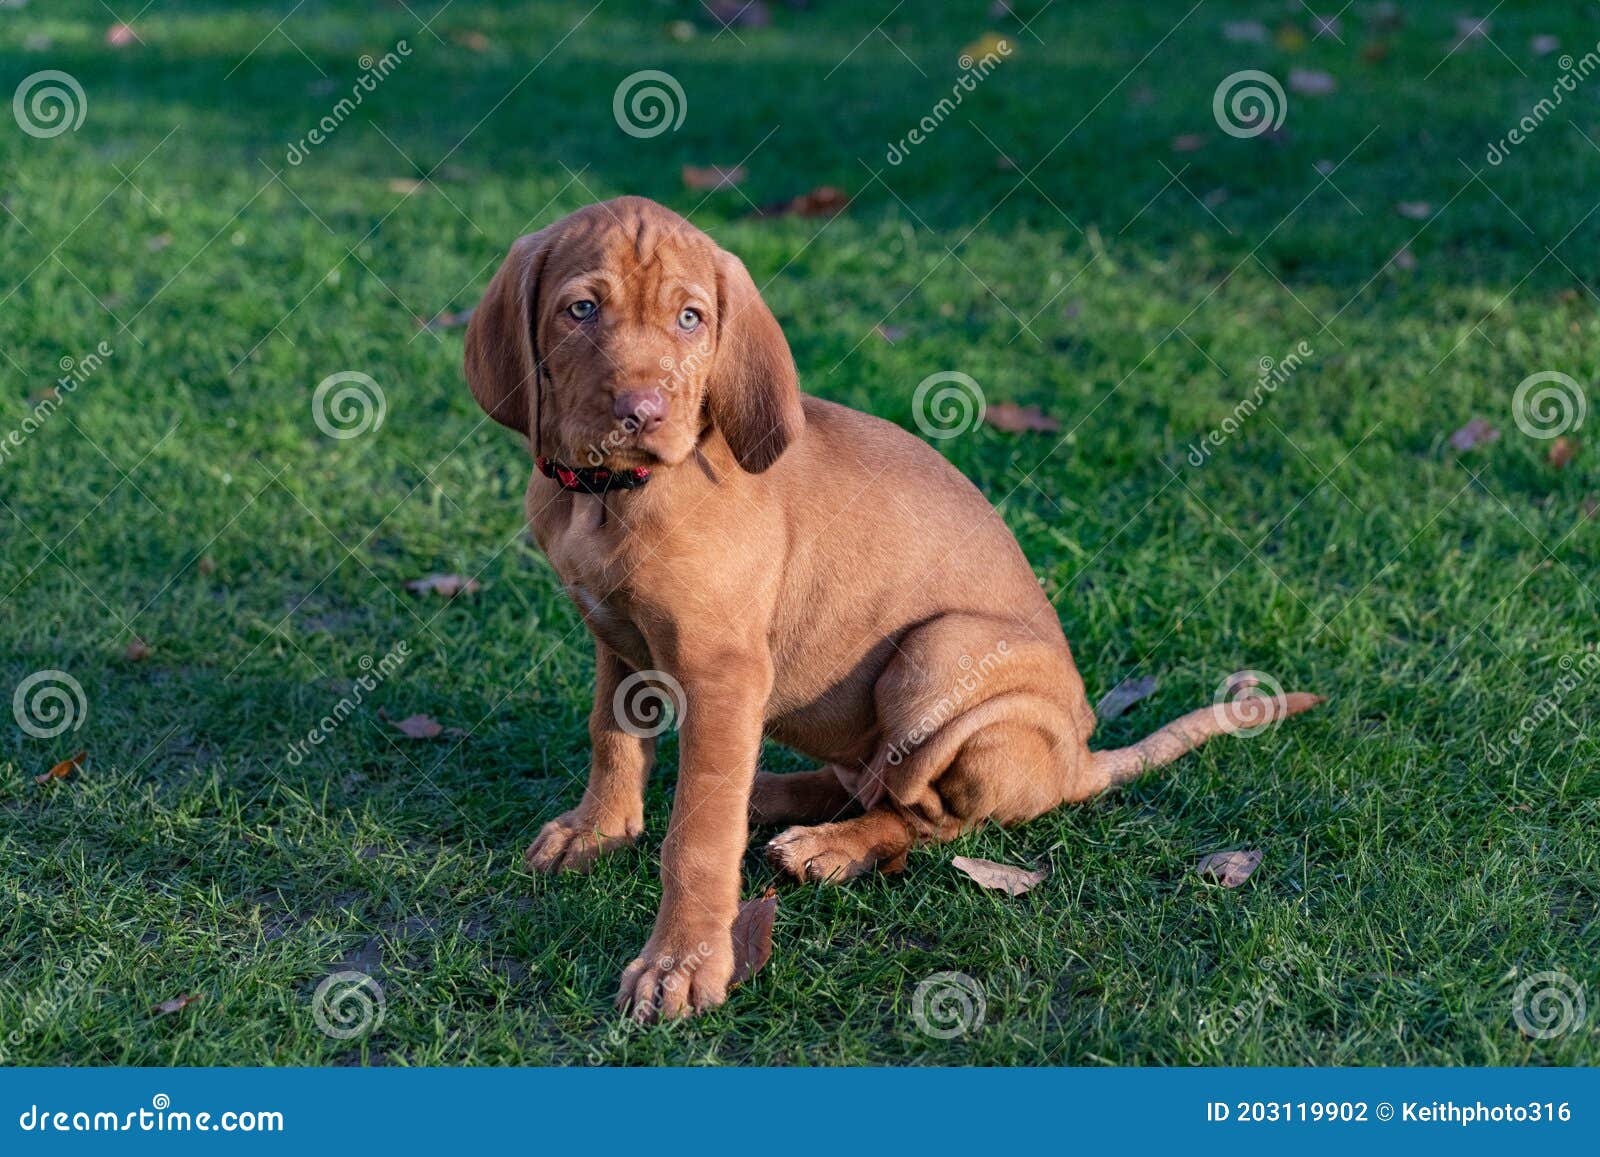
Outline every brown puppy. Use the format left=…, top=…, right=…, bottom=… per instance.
left=465, top=197, right=1322, bottom=1021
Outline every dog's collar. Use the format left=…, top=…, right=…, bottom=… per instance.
left=536, top=456, right=652, bottom=494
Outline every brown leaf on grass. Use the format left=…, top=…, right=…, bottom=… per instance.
left=106, top=23, right=137, bottom=47
left=450, top=29, right=493, bottom=52
left=875, top=324, right=907, bottom=344
left=387, top=177, right=425, bottom=196
left=952, top=855, right=1049, bottom=896
left=29, top=386, right=61, bottom=405
left=681, top=164, right=746, bottom=191
left=729, top=887, right=777, bottom=987
left=384, top=711, right=443, bottom=740
left=985, top=402, right=1060, bottom=434
left=961, top=33, right=1012, bottom=62
left=1390, top=246, right=1418, bottom=271
left=1583, top=495, right=1599, bottom=521
left=1096, top=675, right=1158, bottom=721
left=197, top=555, right=217, bottom=575
left=417, top=307, right=474, bottom=332
left=35, top=751, right=85, bottom=786
left=405, top=573, right=480, bottom=598
left=151, top=993, right=202, bottom=1016
left=1548, top=437, right=1578, bottom=469
left=1289, top=68, right=1338, bottom=96
left=1197, top=849, right=1262, bottom=888
left=124, top=637, right=151, bottom=661
left=754, top=186, right=849, bottom=219
left=1171, top=133, right=1208, bottom=153
left=1395, top=201, right=1432, bottom=220
left=1449, top=417, right=1499, bottom=451
left=1361, top=39, right=1392, bottom=64
left=147, top=232, right=174, bottom=252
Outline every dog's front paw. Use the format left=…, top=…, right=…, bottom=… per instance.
left=523, top=809, right=640, bottom=874
left=615, top=923, right=734, bottom=1023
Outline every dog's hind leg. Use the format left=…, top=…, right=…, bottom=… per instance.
left=749, top=767, right=862, bottom=827
left=766, top=807, right=917, bottom=882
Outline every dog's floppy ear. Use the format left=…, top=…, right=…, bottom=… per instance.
left=464, top=225, right=559, bottom=437
left=706, top=248, right=804, bottom=473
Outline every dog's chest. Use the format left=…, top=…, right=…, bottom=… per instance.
left=535, top=509, right=656, bottom=669
left=564, top=581, right=651, bottom=668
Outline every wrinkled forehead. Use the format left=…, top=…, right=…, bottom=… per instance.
left=549, top=208, right=717, bottom=296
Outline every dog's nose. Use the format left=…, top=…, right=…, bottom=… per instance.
left=612, top=388, right=667, bottom=433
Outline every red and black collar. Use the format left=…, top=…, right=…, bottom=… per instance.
left=536, top=456, right=651, bottom=494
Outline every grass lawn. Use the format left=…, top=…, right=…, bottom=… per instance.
left=2, top=0, right=1598, bottom=1066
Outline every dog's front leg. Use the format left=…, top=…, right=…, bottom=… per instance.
left=617, top=649, right=771, bottom=1022
left=524, top=644, right=652, bottom=874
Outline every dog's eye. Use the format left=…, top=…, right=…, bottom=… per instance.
left=677, top=307, right=701, bottom=332
left=567, top=300, right=597, bottom=321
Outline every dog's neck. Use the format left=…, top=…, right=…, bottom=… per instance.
left=536, top=456, right=651, bottom=494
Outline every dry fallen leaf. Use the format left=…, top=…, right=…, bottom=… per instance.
left=875, top=324, right=907, bottom=344
left=385, top=712, right=443, bottom=740
left=151, top=993, right=202, bottom=1016
left=1361, top=39, right=1392, bottom=64
left=1390, top=246, right=1418, bottom=271
left=1449, top=417, right=1499, bottom=451
left=124, top=637, right=151, bottom=661
left=1096, top=675, right=1158, bottom=721
left=681, top=164, right=746, bottom=191
left=703, top=0, right=771, bottom=30
left=1197, top=849, right=1262, bottom=888
left=961, top=32, right=1012, bottom=62
left=755, top=186, right=849, bottom=219
left=1395, top=201, right=1432, bottom=220
left=106, top=23, right=137, bottom=47
left=197, top=555, right=217, bottom=575
left=35, top=751, right=85, bottom=786
left=147, top=232, right=174, bottom=252
left=952, top=855, right=1049, bottom=896
left=1171, top=133, right=1208, bottom=153
left=406, top=573, right=480, bottom=598
left=387, top=177, right=425, bottom=196
left=985, top=402, right=1060, bottom=434
left=450, top=29, right=493, bottom=52
left=1548, top=437, right=1578, bottom=469
left=1583, top=495, right=1599, bottom=521
left=729, top=888, right=777, bottom=987
left=417, top=307, right=474, bottom=332
left=1289, top=68, right=1338, bottom=96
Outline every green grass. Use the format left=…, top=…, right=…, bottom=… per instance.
left=2, top=0, right=1598, bottom=1066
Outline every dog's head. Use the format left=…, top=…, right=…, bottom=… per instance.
left=465, top=196, right=803, bottom=473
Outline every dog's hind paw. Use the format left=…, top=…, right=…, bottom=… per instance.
left=766, top=824, right=882, bottom=884
left=523, top=810, right=640, bottom=874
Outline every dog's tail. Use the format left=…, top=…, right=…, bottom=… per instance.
left=1087, top=692, right=1325, bottom=791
